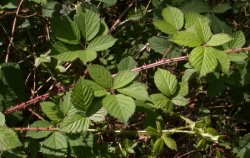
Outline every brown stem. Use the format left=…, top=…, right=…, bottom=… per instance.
left=27, top=108, right=45, bottom=121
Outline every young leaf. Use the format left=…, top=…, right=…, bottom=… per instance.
left=41, top=102, right=64, bottom=122
left=194, top=17, right=212, bottom=43
left=206, top=34, right=233, bottom=46
left=60, top=114, right=90, bottom=133
left=71, top=79, right=94, bottom=113
left=153, top=138, right=165, bottom=156
left=189, top=46, right=218, bottom=77
left=87, top=35, right=117, bottom=51
left=216, top=51, right=230, bottom=74
left=26, top=121, right=52, bottom=139
left=162, top=6, right=184, bottom=32
left=118, top=56, right=138, bottom=71
left=74, top=9, right=100, bottom=41
left=150, top=93, right=172, bottom=110
left=113, top=70, right=138, bottom=89
left=162, top=135, right=177, bottom=150
left=0, top=112, right=5, bottom=126
left=41, top=132, right=68, bottom=157
left=0, top=126, right=22, bottom=151
left=170, top=31, right=202, bottom=47
left=117, top=82, right=150, bottom=101
left=171, top=96, right=189, bottom=106
left=153, top=20, right=177, bottom=35
left=154, top=68, right=178, bottom=97
left=102, top=94, right=135, bottom=123
left=87, top=64, right=113, bottom=89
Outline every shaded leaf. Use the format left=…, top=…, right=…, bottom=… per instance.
left=216, top=51, right=230, bottom=74
left=26, top=121, right=52, bottom=139
left=171, top=96, right=189, bottom=106
left=170, top=31, right=202, bottom=47
left=0, top=126, right=22, bottom=151
left=87, top=35, right=117, bottom=51
left=41, top=102, right=64, bottom=122
left=150, top=93, right=172, bottom=111
left=212, top=3, right=231, bottom=13
left=148, top=36, right=169, bottom=54
left=60, top=114, right=90, bottom=133
left=153, top=138, right=165, bottom=156
left=223, top=31, right=245, bottom=49
left=118, top=56, right=137, bottom=71
left=162, top=135, right=177, bottom=150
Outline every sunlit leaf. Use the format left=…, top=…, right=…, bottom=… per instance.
left=41, top=102, right=64, bottom=122
left=87, top=35, right=117, bottom=51
left=162, top=134, right=177, bottom=150
left=113, top=70, right=138, bottom=89
left=0, top=126, right=22, bottom=151
left=60, top=114, right=90, bottom=133
left=207, top=34, right=233, bottom=46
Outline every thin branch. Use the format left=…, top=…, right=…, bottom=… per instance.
left=109, top=0, right=136, bottom=33
left=27, top=108, right=45, bottom=121
left=13, top=127, right=194, bottom=135
left=5, top=0, right=25, bottom=62
left=224, top=46, right=250, bottom=53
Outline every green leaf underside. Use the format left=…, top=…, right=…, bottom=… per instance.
left=117, top=82, right=150, bottom=101
left=170, top=31, right=202, bottom=47
left=54, top=50, right=97, bottom=64
left=207, top=33, right=233, bottom=46
left=102, top=94, right=135, bottom=123
left=41, top=132, right=68, bottom=157
left=162, top=6, right=184, bottom=32
left=71, top=79, right=94, bottom=113
left=154, top=68, right=178, bottom=97
left=41, top=102, right=64, bottom=122
left=26, top=121, right=52, bottom=139
left=0, top=126, right=22, bottom=151
left=113, top=70, right=138, bottom=89
left=150, top=93, right=171, bottom=109
left=162, top=135, right=177, bottom=150
left=74, top=9, right=100, bottom=41
left=87, top=64, right=113, bottom=89
left=60, top=114, right=90, bottom=133
left=87, top=35, right=117, bottom=51
left=189, top=46, right=218, bottom=77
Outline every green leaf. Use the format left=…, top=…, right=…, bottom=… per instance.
left=211, top=3, right=231, bottom=13
left=210, top=14, right=232, bottom=34
left=216, top=51, right=230, bottom=74
left=60, top=92, right=72, bottom=115
left=118, top=56, right=138, bottom=71
left=0, top=112, right=5, bottom=126
left=153, top=20, right=177, bottom=35
left=26, top=121, right=52, bottom=139
left=87, top=35, right=117, bottom=51
left=171, top=96, right=189, bottom=106
left=102, top=94, right=135, bottom=123
left=185, top=12, right=202, bottom=28
left=162, top=135, right=177, bottom=150
left=88, top=107, right=107, bottom=122
left=51, top=16, right=80, bottom=44
left=145, top=126, right=161, bottom=137
left=150, top=93, right=172, bottom=111
left=71, top=79, right=94, bottom=113
left=154, top=68, right=178, bottom=97
left=223, top=31, right=245, bottom=49
left=60, top=114, right=90, bottom=133
left=117, top=82, right=150, bottom=101
left=206, top=34, right=233, bottom=46
left=54, top=50, right=97, bottom=64
left=228, top=52, right=248, bottom=63
left=148, top=36, right=169, bottom=54
left=170, top=31, right=202, bottom=47
left=178, top=82, right=189, bottom=97
left=189, top=46, right=218, bottom=77
left=41, top=132, right=68, bottom=157
left=180, top=0, right=210, bottom=13
left=113, top=70, right=138, bottom=89
left=162, top=6, right=184, bottom=32
left=194, top=18, right=212, bottom=43
left=74, top=9, right=100, bottom=41
left=153, top=138, right=165, bottom=156
left=87, top=64, right=113, bottom=88
left=182, top=69, right=196, bottom=82
left=41, top=101, right=64, bottom=122
left=85, top=80, right=107, bottom=97
left=0, top=126, right=22, bottom=151
left=237, top=133, right=250, bottom=158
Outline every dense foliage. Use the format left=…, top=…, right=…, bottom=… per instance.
left=0, top=0, right=250, bottom=157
